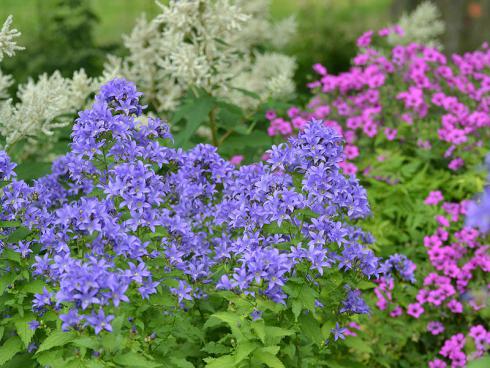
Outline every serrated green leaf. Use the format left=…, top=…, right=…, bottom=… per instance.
left=36, top=331, right=76, bottom=354
left=264, top=326, right=294, bottom=344
left=20, top=279, right=46, bottom=294
left=0, top=273, right=17, bottom=295
left=253, top=350, right=285, bottom=368
left=235, top=341, right=258, bottom=363
left=298, top=313, right=323, bottom=346
left=216, top=101, right=243, bottom=130
left=251, top=320, right=266, bottom=344
left=201, top=342, right=230, bottom=355
left=6, top=226, right=31, bottom=243
left=204, top=354, right=235, bottom=368
left=0, top=336, right=22, bottom=366
left=113, top=352, right=161, bottom=368
left=85, top=361, right=108, bottom=368
left=72, top=336, right=98, bottom=349
left=35, top=350, right=66, bottom=368
left=205, top=312, right=244, bottom=340
left=291, top=300, right=302, bottom=320
left=101, top=333, right=122, bottom=353
left=14, top=313, right=36, bottom=348
left=0, top=249, right=21, bottom=264
left=172, top=90, right=215, bottom=147
left=169, top=357, right=194, bottom=368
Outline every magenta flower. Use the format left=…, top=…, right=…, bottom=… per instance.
left=427, top=321, right=445, bottom=335
left=407, top=303, right=424, bottom=318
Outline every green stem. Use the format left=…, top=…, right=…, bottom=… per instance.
left=209, top=108, right=218, bottom=147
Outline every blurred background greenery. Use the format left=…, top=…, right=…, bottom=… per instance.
left=0, top=0, right=488, bottom=93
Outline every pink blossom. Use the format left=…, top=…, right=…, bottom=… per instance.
left=265, top=110, right=276, bottom=120
left=407, top=303, right=424, bottom=318
left=339, top=161, right=358, bottom=175
left=229, top=155, right=244, bottom=166
left=312, top=63, right=327, bottom=75
left=390, top=306, right=403, bottom=317
left=384, top=127, right=397, bottom=141
left=448, top=158, right=464, bottom=171
left=425, top=191, right=444, bottom=206
left=427, top=321, right=445, bottom=335
left=356, top=31, right=374, bottom=48
left=429, top=359, right=447, bottom=368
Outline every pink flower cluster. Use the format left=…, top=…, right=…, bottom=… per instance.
left=418, top=200, right=490, bottom=312
left=372, top=194, right=489, bottom=366
left=267, top=30, right=490, bottom=172
left=429, top=325, right=490, bottom=368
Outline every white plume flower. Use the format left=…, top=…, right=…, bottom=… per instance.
left=0, top=70, right=101, bottom=150
left=0, top=16, right=106, bottom=157
left=0, top=69, right=13, bottom=99
left=0, top=15, right=24, bottom=62
left=388, top=1, right=445, bottom=48
left=105, top=0, right=297, bottom=113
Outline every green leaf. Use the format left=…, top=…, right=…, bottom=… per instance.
left=264, top=326, right=294, bottom=344
left=15, top=161, right=51, bottom=181
left=201, top=342, right=230, bottom=355
left=20, top=279, right=47, bottom=294
left=113, top=352, right=161, bottom=368
left=0, top=249, right=21, bottom=264
left=216, top=101, right=243, bottom=130
left=205, top=312, right=243, bottom=339
left=251, top=320, right=266, bottom=344
left=262, top=221, right=296, bottom=235
left=85, top=361, right=108, bottom=368
left=6, top=226, right=31, bottom=243
left=0, top=273, right=17, bottom=295
left=343, top=336, right=373, bottom=354
left=101, top=333, right=123, bottom=353
left=35, top=350, right=65, bottom=368
left=204, top=354, right=235, bottom=368
left=0, top=221, right=21, bottom=228
left=36, top=331, right=76, bottom=354
left=172, top=90, right=215, bottom=147
left=235, top=341, right=259, bottom=363
left=229, top=86, right=261, bottom=100
left=84, top=360, right=107, bottom=368
left=467, top=356, right=490, bottom=368
left=291, top=300, right=302, bottom=320
left=253, top=350, right=285, bottom=368
left=14, top=313, right=36, bottom=348
left=298, top=313, right=323, bottom=346
left=72, top=336, right=98, bottom=350
left=0, top=336, right=22, bottom=366
left=168, top=357, right=194, bottom=368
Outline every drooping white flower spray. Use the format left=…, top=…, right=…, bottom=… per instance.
left=388, top=1, right=445, bottom=48
left=0, top=16, right=110, bottom=159
left=0, top=15, right=23, bottom=100
left=104, top=0, right=297, bottom=113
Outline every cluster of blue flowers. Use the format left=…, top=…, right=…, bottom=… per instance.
left=467, top=156, right=490, bottom=233
left=0, top=79, right=413, bottom=335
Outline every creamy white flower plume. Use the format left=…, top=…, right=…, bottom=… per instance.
left=0, top=70, right=101, bottom=149
left=0, top=15, right=24, bottom=62
left=388, top=1, right=445, bottom=48
left=104, top=0, right=297, bottom=113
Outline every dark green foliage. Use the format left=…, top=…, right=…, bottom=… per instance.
left=2, top=0, right=104, bottom=87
